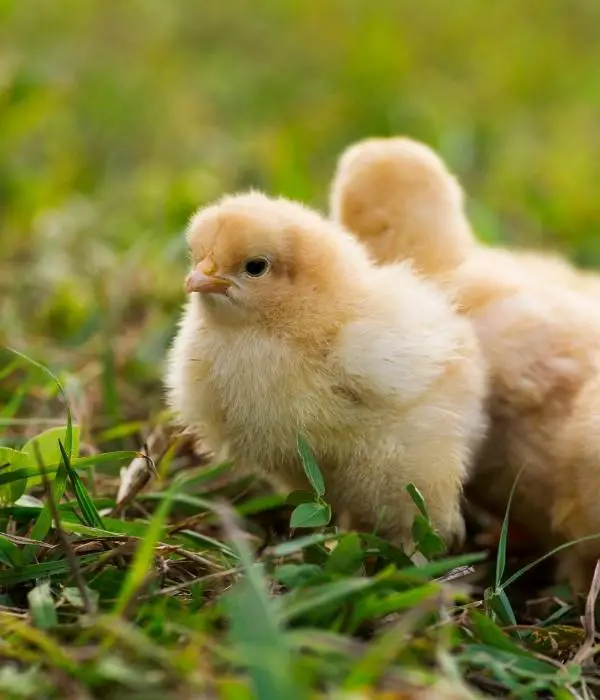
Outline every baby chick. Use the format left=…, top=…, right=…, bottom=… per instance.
left=166, top=192, right=487, bottom=549
left=330, top=136, right=600, bottom=592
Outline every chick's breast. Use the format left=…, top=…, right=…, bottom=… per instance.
left=169, top=275, right=485, bottom=550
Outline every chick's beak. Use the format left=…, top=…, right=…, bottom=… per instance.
left=185, top=266, right=231, bottom=295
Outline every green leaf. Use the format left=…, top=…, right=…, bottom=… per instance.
left=236, top=493, right=286, bottom=516
left=360, top=533, right=413, bottom=568
left=344, top=591, right=440, bottom=688
left=325, top=533, right=364, bottom=576
left=0, top=534, right=23, bottom=568
left=406, top=482, right=429, bottom=519
left=296, top=436, right=325, bottom=496
left=27, top=581, right=58, bottom=630
left=0, top=447, right=30, bottom=505
left=270, top=533, right=342, bottom=558
left=352, top=584, right=441, bottom=627
left=290, top=501, right=331, bottom=529
left=486, top=587, right=518, bottom=628
left=273, top=563, right=323, bottom=589
left=285, top=490, right=315, bottom=506
left=0, top=466, right=57, bottom=489
left=60, top=440, right=104, bottom=529
left=62, top=586, right=99, bottom=611
left=471, top=610, right=526, bottom=653
left=411, top=514, right=446, bottom=558
left=280, top=577, right=377, bottom=622
left=22, top=425, right=81, bottom=489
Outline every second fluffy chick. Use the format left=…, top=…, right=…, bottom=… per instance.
left=331, top=136, right=600, bottom=591
left=330, top=137, right=600, bottom=302
left=166, top=192, right=487, bottom=548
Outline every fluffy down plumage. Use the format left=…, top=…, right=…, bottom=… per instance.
left=166, top=191, right=487, bottom=549
left=330, top=136, right=600, bottom=592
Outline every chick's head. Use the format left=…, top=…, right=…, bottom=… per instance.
left=185, top=191, right=367, bottom=332
left=330, top=137, right=475, bottom=276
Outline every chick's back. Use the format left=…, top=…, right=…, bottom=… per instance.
left=166, top=192, right=487, bottom=547
left=330, top=136, right=600, bottom=591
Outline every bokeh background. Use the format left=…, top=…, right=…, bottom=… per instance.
left=2, top=0, right=600, bottom=417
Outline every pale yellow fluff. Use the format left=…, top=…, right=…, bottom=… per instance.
left=166, top=191, right=487, bottom=548
left=330, top=135, right=600, bottom=592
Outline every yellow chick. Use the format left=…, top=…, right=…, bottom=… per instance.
left=165, top=192, right=487, bottom=549
left=330, top=136, right=600, bottom=299
left=330, top=136, right=600, bottom=592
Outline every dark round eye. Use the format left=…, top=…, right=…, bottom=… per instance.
left=242, top=257, right=270, bottom=277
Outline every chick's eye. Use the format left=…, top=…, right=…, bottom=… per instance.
left=242, top=257, right=270, bottom=277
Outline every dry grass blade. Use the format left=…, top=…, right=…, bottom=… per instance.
left=436, top=565, right=476, bottom=584
left=572, top=559, right=600, bottom=665
left=145, top=567, right=240, bottom=599
left=0, top=533, right=54, bottom=548
left=111, top=433, right=161, bottom=516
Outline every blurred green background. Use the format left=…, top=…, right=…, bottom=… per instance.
left=2, top=0, right=600, bottom=415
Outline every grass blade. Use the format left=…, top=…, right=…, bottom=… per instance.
left=59, top=440, right=104, bottom=529
left=501, top=532, right=600, bottom=591
left=0, top=466, right=58, bottom=488
left=270, top=533, right=342, bottom=557
left=280, top=578, right=377, bottom=622
left=496, top=466, right=524, bottom=588
left=7, top=350, right=74, bottom=564
left=22, top=462, right=67, bottom=565
left=216, top=502, right=304, bottom=700
left=113, top=479, right=177, bottom=615
left=0, top=534, right=23, bottom=568
left=7, top=349, right=73, bottom=458
left=0, top=553, right=99, bottom=586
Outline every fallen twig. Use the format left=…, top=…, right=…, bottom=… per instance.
left=572, top=559, right=600, bottom=665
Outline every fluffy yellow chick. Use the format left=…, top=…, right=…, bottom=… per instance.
left=330, top=136, right=600, bottom=300
left=165, top=192, right=487, bottom=549
left=330, top=136, right=600, bottom=592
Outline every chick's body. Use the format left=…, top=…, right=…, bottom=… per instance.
left=331, top=137, right=600, bottom=591
left=166, top=193, right=487, bottom=546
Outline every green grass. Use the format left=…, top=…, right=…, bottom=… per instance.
left=0, top=356, right=597, bottom=699
left=3, top=2, right=600, bottom=697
